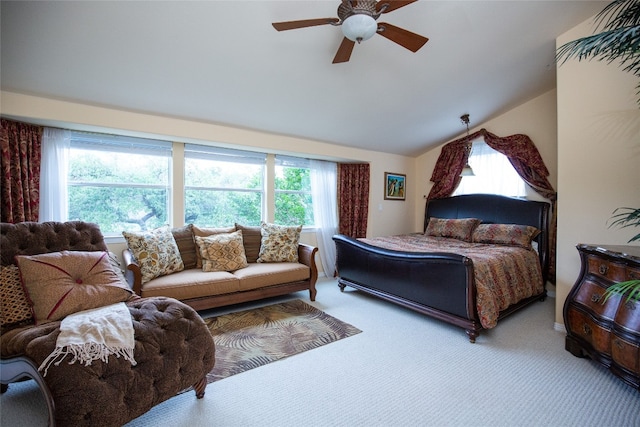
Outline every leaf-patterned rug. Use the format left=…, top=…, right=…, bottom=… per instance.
left=203, top=299, right=361, bottom=383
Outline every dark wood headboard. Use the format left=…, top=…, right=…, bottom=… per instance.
left=425, top=194, right=551, bottom=282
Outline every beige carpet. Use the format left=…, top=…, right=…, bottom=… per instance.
left=202, top=299, right=361, bottom=384
left=5, top=280, right=640, bottom=427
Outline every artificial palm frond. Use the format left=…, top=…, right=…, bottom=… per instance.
left=603, top=205, right=640, bottom=302
left=608, top=207, right=640, bottom=242
left=602, top=279, right=640, bottom=303
left=556, top=0, right=640, bottom=104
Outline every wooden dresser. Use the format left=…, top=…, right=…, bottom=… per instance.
left=564, top=244, right=640, bottom=389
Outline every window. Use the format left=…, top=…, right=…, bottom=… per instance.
left=453, top=139, right=526, bottom=198
left=274, top=155, right=314, bottom=226
left=184, top=145, right=266, bottom=227
left=68, top=132, right=172, bottom=234
left=57, top=129, right=324, bottom=235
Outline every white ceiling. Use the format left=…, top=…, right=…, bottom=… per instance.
left=0, top=1, right=607, bottom=157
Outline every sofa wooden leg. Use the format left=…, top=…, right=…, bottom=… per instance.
left=193, top=376, right=207, bottom=399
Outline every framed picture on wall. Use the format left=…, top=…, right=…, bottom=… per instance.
left=384, top=172, right=406, bottom=201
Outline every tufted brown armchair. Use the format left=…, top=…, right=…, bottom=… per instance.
left=0, top=221, right=216, bottom=426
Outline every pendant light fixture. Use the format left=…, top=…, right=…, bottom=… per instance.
left=460, top=114, right=475, bottom=177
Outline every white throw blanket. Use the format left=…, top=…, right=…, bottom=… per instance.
left=39, top=302, right=136, bottom=376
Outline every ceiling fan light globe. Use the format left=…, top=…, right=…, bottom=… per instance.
left=342, top=14, right=377, bottom=43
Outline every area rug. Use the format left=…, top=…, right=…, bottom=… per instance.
left=203, top=299, right=361, bottom=384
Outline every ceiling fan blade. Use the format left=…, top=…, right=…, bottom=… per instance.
left=272, top=18, right=340, bottom=31
left=333, top=37, right=356, bottom=64
left=376, top=22, right=428, bottom=52
left=376, top=0, right=418, bottom=14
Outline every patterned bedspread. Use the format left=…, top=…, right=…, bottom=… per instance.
left=358, top=234, right=544, bottom=329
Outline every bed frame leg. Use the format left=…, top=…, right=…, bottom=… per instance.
left=466, top=329, right=478, bottom=343
left=338, top=282, right=346, bottom=292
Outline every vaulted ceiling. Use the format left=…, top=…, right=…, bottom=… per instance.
left=1, top=1, right=608, bottom=156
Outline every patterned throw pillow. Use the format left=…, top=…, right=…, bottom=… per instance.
left=122, top=226, right=184, bottom=284
left=194, top=230, right=248, bottom=272
left=1, top=265, right=33, bottom=327
left=15, top=251, right=132, bottom=324
left=425, top=218, right=481, bottom=242
left=472, top=224, right=541, bottom=249
left=257, top=222, right=302, bottom=263
left=193, top=225, right=237, bottom=268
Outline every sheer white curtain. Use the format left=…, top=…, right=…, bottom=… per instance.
left=310, top=160, right=338, bottom=277
left=39, top=127, right=70, bottom=221
left=453, top=139, right=526, bottom=197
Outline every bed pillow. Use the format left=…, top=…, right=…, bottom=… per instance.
left=472, top=224, right=541, bottom=249
left=193, top=225, right=237, bottom=268
left=425, top=218, right=481, bottom=242
left=194, top=230, right=248, bottom=272
left=235, top=224, right=262, bottom=263
left=1, top=265, right=33, bottom=327
left=15, top=251, right=132, bottom=324
left=257, top=222, right=301, bottom=263
left=122, top=225, right=184, bottom=284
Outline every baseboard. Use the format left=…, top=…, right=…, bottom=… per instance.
left=554, top=322, right=566, bottom=333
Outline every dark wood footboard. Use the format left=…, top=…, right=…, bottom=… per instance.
left=332, top=194, right=551, bottom=343
left=333, top=234, right=483, bottom=342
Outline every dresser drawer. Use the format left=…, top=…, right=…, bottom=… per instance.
left=615, top=298, right=640, bottom=333
left=573, top=280, right=619, bottom=320
left=626, top=266, right=640, bottom=282
left=612, top=333, right=640, bottom=375
left=587, top=255, right=627, bottom=282
left=567, top=307, right=611, bottom=355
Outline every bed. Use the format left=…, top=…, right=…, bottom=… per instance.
left=332, top=194, right=550, bottom=342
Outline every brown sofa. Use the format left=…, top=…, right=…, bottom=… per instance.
left=122, top=224, right=319, bottom=311
left=0, top=221, right=216, bottom=427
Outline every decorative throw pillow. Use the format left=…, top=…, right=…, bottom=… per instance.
left=235, top=223, right=262, bottom=263
left=257, top=222, right=301, bottom=263
left=122, top=226, right=184, bottom=284
left=15, top=251, right=132, bottom=324
left=425, top=218, right=481, bottom=242
left=472, top=224, right=541, bottom=249
left=171, top=224, right=198, bottom=270
left=194, top=230, right=248, bottom=272
left=1, top=265, right=33, bottom=327
left=193, top=225, right=237, bottom=268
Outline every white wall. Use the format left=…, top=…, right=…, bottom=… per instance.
left=556, top=18, right=640, bottom=325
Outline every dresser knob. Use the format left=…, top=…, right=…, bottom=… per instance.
left=624, top=300, right=636, bottom=311
left=614, top=339, right=624, bottom=350
left=630, top=271, right=639, bottom=280
left=591, top=293, right=602, bottom=303
left=599, top=264, right=609, bottom=275
left=582, top=323, right=592, bottom=336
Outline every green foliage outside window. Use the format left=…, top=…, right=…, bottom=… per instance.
left=69, top=140, right=315, bottom=233
left=275, top=166, right=313, bottom=226
left=68, top=148, right=169, bottom=233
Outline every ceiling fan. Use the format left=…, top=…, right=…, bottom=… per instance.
left=272, top=0, right=429, bottom=64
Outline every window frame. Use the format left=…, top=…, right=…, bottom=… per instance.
left=183, top=144, right=266, bottom=227
left=67, top=131, right=173, bottom=236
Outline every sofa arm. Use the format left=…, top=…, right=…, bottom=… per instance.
left=298, top=244, right=319, bottom=288
left=122, top=249, right=143, bottom=295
